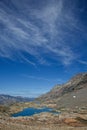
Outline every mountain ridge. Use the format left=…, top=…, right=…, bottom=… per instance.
left=37, top=72, right=87, bottom=110
left=0, top=94, right=34, bottom=105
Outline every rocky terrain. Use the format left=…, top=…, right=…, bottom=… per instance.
left=0, top=111, right=87, bottom=130
left=0, top=72, right=87, bottom=130
left=37, top=73, right=87, bottom=112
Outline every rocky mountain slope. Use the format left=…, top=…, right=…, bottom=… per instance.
left=37, top=73, right=87, bottom=110
left=0, top=94, right=34, bottom=105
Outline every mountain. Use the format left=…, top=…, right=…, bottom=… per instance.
left=0, top=94, right=34, bottom=105
left=37, top=72, right=87, bottom=110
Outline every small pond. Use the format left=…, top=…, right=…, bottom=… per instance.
left=12, top=107, right=60, bottom=117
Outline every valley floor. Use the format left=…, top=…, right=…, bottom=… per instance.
left=0, top=121, right=87, bottom=130
left=0, top=112, right=87, bottom=130
left=0, top=102, right=87, bottom=130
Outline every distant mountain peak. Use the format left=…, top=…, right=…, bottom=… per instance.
left=0, top=94, right=34, bottom=105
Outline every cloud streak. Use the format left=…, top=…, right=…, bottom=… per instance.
left=22, top=74, right=62, bottom=83
left=78, top=60, right=87, bottom=65
left=0, top=0, right=86, bottom=66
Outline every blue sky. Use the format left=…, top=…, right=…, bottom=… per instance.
left=0, top=0, right=87, bottom=97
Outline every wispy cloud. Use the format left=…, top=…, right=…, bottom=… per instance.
left=22, top=74, right=62, bottom=83
left=0, top=0, right=86, bottom=66
left=78, top=60, right=87, bottom=65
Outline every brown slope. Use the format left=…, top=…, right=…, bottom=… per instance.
left=37, top=72, right=87, bottom=109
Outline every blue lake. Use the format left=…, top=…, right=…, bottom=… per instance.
left=12, top=107, right=54, bottom=117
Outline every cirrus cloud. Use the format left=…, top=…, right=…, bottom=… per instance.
left=0, top=0, right=86, bottom=66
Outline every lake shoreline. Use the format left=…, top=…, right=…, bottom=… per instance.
left=11, top=107, right=58, bottom=117
left=0, top=102, right=87, bottom=129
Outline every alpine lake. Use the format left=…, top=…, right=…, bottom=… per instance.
left=12, top=107, right=60, bottom=117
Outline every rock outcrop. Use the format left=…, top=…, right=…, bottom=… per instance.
left=37, top=73, right=87, bottom=111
